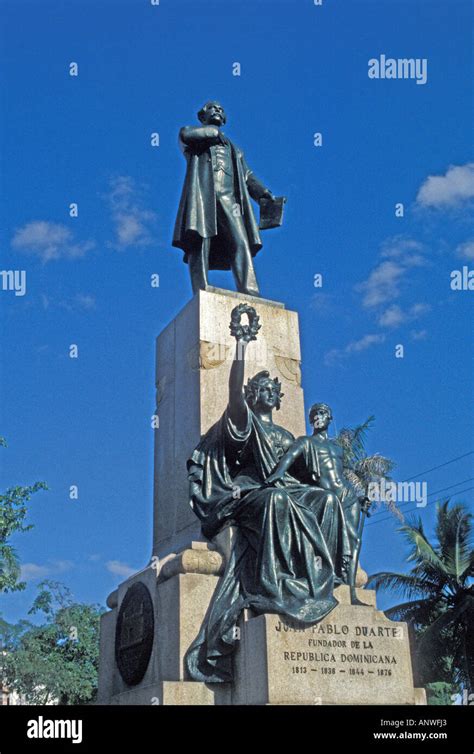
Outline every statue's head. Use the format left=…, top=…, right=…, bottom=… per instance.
left=309, top=402, right=333, bottom=432
left=198, top=100, right=226, bottom=127
left=244, top=370, right=283, bottom=412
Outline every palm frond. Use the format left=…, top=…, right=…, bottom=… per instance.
left=384, top=597, right=443, bottom=625
left=336, top=416, right=375, bottom=467
left=399, top=519, right=454, bottom=578
left=434, top=502, right=473, bottom=582
left=355, top=454, right=395, bottom=480
left=417, top=597, right=472, bottom=655
left=366, top=571, right=443, bottom=600
left=342, top=469, right=366, bottom=496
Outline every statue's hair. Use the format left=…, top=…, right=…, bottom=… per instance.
left=197, top=100, right=226, bottom=125
left=309, top=402, right=333, bottom=424
left=244, top=370, right=283, bottom=411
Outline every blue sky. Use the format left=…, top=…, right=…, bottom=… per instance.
left=1, top=0, right=473, bottom=622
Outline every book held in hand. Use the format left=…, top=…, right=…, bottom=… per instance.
left=259, top=196, right=286, bottom=230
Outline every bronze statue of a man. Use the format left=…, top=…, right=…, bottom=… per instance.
left=172, top=101, right=279, bottom=297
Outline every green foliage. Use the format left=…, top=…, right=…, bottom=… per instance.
left=336, top=417, right=399, bottom=516
left=0, top=581, right=105, bottom=705
left=367, top=501, right=474, bottom=694
left=425, top=682, right=456, bottom=706
left=0, top=437, right=48, bottom=592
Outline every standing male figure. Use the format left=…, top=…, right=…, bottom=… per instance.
left=173, top=101, right=278, bottom=296
left=266, top=402, right=363, bottom=597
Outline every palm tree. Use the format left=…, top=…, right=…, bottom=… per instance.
left=366, top=501, right=474, bottom=693
left=336, top=416, right=400, bottom=518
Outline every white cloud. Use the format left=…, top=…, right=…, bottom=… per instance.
left=324, top=333, right=385, bottom=366
left=345, top=333, right=385, bottom=353
left=416, top=163, right=474, bottom=208
left=357, top=260, right=406, bottom=308
left=106, top=560, right=135, bottom=578
left=380, top=238, right=425, bottom=265
left=60, top=293, right=96, bottom=311
left=105, top=176, right=157, bottom=250
left=75, top=293, right=96, bottom=310
left=20, top=563, right=50, bottom=580
left=410, top=302, right=430, bottom=317
left=34, top=344, right=49, bottom=354
left=40, top=292, right=96, bottom=312
left=357, top=237, right=427, bottom=309
left=378, top=304, right=405, bottom=328
left=20, top=560, right=74, bottom=582
left=456, top=240, right=474, bottom=261
left=11, top=221, right=95, bottom=263
left=378, top=302, right=430, bottom=329
left=410, top=329, right=428, bottom=341
left=310, top=293, right=335, bottom=314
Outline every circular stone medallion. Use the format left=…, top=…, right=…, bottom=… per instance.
left=115, top=581, right=154, bottom=686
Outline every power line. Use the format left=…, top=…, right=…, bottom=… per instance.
left=424, top=478, right=474, bottom=496
left=358, top=450, right=474, bottom=515
left=401, top=451, right=474, bottom=482
left=365, top=485, right=474, bottom=528
left=355, top=450, right=474, bottom=520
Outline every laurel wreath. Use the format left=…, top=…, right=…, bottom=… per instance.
left=229, top=303, right=261, bottom=342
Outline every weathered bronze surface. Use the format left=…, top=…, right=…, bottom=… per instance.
left=185, top=305, right=354, bottom=683
left=267, top=403, right=366, bottom=600
left=173, top=102, right=285, bottom=296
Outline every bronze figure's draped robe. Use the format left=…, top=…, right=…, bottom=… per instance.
left=185, top=403, right=352, bottom=683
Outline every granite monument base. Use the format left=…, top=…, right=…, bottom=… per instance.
left=97, top=545, right=425, bottom=706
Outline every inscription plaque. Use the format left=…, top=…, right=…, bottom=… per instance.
left=234, top=597, right=422, bottom=705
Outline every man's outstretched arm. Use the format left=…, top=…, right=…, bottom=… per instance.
left=180, top=126, right=226, bottom=148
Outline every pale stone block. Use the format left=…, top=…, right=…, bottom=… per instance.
left=233, top=602, right=423, bottom=705
left=415, top=687, right=428, bottom=704
left=108, top=682, right=162, bottom=706
left=161, top=680, right=231, bottom=706
left=159, top=548, right=224, bottom=581
left=356, top=565, right=369, bottom=587
left=152, top=287, right=306, bottom=559
left=334, top=585, right=376, bottom=607
left=156, top=572, right=220, bottom=682
left=106, top=680, right=229, bottom=706
left=97, top=610, right=117, bottom=703
left=97, top=566, right=221, bottom=703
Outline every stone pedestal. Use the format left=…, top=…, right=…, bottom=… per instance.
left=97, top=287, right=425, bottom=706
left=232, top=586, right=426, bottom=705
left=152, top=287, right=305, bottom=558
left=97, top=556, right=425, bottom=705
left=97, top=543, right=230, bottom=705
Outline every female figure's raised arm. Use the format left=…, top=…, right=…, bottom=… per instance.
left=227, top=304, right=261, bottom=431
